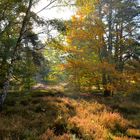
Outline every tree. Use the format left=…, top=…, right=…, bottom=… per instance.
left=48, top=0, right=105, bottom=91
left=50, top=0, right=140, bottom=94
left=0, top=0, right=74, bottom=109
left=0, top=0, right=36, bottom=109
left=96, top=0, right=140, bottom=94
left=96, top=0, right=140, bottom=67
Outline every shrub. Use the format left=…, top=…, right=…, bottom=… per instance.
left=100, top=112, right=128, bottom=134
left=40, top=129, right=71, bottom=140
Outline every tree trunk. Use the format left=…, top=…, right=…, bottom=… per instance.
left=0, top=0, right=33, bottom=111
left=108, top=0, right=113, bottom=57
left=118, top=23, right=124, bottom=72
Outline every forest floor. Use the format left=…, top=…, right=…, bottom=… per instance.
left=0, top=84, right=140, bottom=140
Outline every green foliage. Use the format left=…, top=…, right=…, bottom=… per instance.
left=48, top=19, right=67, bottom=33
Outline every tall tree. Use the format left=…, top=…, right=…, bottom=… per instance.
left=51, top=0, right=140, bottom=94
left=0, top=0, right=73, bottom=109
left=96, top=0, right=140, bottom=69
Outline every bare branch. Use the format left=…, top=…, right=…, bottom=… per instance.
left=36, top=0, right=57, bottom=14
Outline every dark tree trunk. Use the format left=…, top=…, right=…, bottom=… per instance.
left=104, top=88, right=111, bottom=97
left=0, top=81, right=9, bottom=111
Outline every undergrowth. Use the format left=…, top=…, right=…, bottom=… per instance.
left=0, top=90, right=140, bottom=140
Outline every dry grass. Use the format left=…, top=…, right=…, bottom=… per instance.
left=40, top=129, right=71, bottom=140
left=0, top=90, right=140, bottom=140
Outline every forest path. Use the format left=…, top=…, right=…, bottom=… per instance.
left=32, top=83, right=103, bottom=97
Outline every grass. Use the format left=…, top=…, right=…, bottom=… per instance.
left=0, top=89, right=140, bottom=140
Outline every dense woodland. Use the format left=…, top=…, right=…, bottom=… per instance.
left=0, top=0, right=140, bottom=139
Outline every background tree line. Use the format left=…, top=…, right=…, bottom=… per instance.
left=48, top=0, right=140, bottom=95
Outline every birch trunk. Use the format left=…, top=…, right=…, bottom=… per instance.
left=0, top=0, right=33, bottom=110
